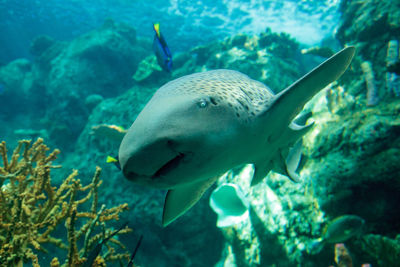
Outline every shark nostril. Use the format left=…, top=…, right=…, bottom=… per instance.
left=166, top=139, right=177, bottom=149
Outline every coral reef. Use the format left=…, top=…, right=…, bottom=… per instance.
left=360, top=61, right=378, bottom=106
left=0, top=1, right=399, bottom=265
left=336, top=0, right=400, bottom=102
left=302, top=93, right=400, bottom=229
left=386, top=40, right=398, bottom=67
left=85, top=94, right=104, bottom=111
left=334, top=243, right=353, bottom=267
left=0, top=20, right=150, bottom=152
left=358, top=234, right=400, bottom=267
left=213, top=166, right=325, bottom=266
left=29, top=35, right=56, bottom=57
left=0, top=138, right=131, bottom=266
left=133, top=28, right=302, bottom=94
left=132, top=55, right=165, bottom=84
left=307, top=0, right=400, bottom=233
left=386, top=40, right=400, bottom=97
left=197, top=2, right=400, bottom=264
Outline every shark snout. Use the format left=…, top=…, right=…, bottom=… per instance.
left=123, top=139, right=176, bottom=175
left=120, top=137, right=188, bottom=187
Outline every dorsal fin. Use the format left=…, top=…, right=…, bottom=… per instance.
left=264, top=46, right=355, bottom=125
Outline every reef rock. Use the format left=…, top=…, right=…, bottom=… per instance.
left=44, top=20, right=143, bottom=100
left=0, top=59, right=39, bottom=143
left=288, top=0, right=400, bottom=265
left=135, top=28, right=303, bottom=96
left=29, top=35, right=56, bottom=56
left=199, top=1, right=400, bottom=266
left=38, top=21, right=149, bottom=149
left=0, top=21, right=151, bottom=151
left=336, top=0, right=400, bottom=102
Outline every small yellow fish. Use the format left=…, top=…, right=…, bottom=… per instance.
left=106, top=156, right=118, bottom=163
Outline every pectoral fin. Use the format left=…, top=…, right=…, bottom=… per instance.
left=272, top=139, right=304, bottom=183
left=284, top=140, right=303, bottom=182
left=251, top=161, right=272, bottom=186
left=162, top=177, right=218, bottom=227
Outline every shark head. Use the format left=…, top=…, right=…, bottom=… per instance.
left=119, top=70, right=272, bottom=189
left=118, top=47, right=355, bottom=226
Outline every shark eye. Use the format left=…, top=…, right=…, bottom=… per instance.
left=197, top=99, right=208, bottom=108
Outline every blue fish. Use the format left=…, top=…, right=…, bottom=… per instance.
left=153, top=23, right=173, bottom=72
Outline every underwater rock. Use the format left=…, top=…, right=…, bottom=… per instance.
left=312, top=3, right=400, bottom=256
left=358, top=234, right=400, bottom=266
left=229, top=34, right=248, bottom=48
left=300, top=88, right=400, bottom=266
left=0, top=58, right=36, bottom=119
left=337, top=0, right=400, bottom=44
left=1, top=21, right=151, bottom=152
left=132, top=55, right=170, bottom=85
left=301, top=46, right=335, bottom=58
left=85, top=93, right=104, bottom=110
left=188, top=30, right=302, bottom=93
left=336, top=0, right=400, bottom=102
left=0, top=58, right=33, bottom=94
left=316, top=7, right=400, bottom=265
left=213, top=165, right=324, bottom=266
left=134, top=29, right=303, bottom=92
left=29, top=22, right=149, bottom=151
left=29, top=35, right=55, bottom=56
left=13, top=128, right=49, bottom=140
left=46, top=22, right=144, bottom=99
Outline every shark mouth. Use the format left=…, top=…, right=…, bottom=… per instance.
left=153, top=152, right=185, bottom=178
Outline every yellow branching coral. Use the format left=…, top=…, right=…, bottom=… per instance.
left=0, top=138, right=132, bottom=266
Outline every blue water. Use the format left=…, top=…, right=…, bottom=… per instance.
left=0, top=0, right=339, bottom=63
left=0, top=0, right=398, bottom=266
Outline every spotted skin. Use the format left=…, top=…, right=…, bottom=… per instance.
left=118, top=47, right=356, bottom=226
left=154, top=69, right=275, bottom=122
